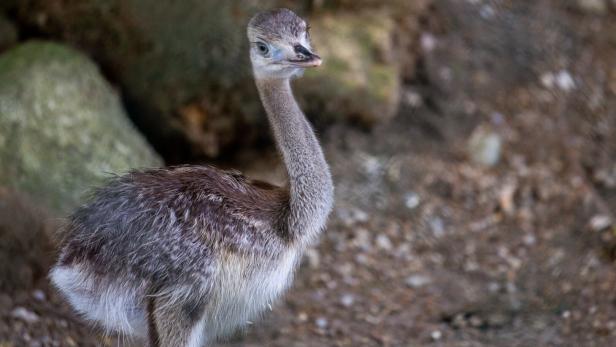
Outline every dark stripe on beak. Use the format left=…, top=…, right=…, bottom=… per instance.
left=294, top=44, right=316, bottom=59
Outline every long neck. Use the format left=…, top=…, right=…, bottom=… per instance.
left=255, top=77, right=334, bottom=243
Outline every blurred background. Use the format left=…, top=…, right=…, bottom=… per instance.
left=1, top=0, right=615, bottom=346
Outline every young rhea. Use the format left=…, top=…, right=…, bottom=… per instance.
left=50, top=8, right=333, bottom=347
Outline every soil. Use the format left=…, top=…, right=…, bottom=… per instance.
left=2, top=0, right=616, bottom=346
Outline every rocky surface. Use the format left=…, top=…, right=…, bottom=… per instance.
left=0, top=41, right=161, bottom=214
left=3, top=0, right=427, bottom=161
left=297, top=10, right=400, bottom=126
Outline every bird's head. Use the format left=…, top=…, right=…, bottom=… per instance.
left=247, top=8, right=321, bottom=79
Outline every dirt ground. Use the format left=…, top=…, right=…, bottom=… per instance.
left=2, top=0, right=616, bottom=346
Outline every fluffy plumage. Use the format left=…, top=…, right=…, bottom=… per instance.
left=50, top=8, right=333, bottom=347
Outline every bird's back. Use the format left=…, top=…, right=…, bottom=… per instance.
left=57, top=165, right=290, bottom=285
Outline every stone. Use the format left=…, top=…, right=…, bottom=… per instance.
left=577, top=0, right=608, bottom=14
left=340, top=293, right=355, bottom=307
left=404, top=192, right=420, bottom=209
left=298, top=10, right=401, bottom=126
left=0, top=41, right=162, bottom=213
left=10, top=307, right=39, bottom=323
left=32, top=290, right=45, bottom=302
left=10, top=1, right=425, bottom=159
left=589, top=215, right=612, bottom=232
left=315, top=317, right=328, bottom=329
left=376, top=234, right=393, bottom=251
left=405, top=274, right=431, bottom=288
left=468, top=125, right=502, bottom=166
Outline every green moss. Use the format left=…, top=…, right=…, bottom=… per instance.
left=0, top=41, right=162, bottom=214
left=297, top=11, right=400, bottom=125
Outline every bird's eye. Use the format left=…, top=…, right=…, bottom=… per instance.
left=256, top=42, right=270, bottom=56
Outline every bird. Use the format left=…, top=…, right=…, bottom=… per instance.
left=49, top=8, right=334, bottom=347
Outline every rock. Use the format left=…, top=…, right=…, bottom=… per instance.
left=430, top=330, right=442, bottom=340
left=32, top=290, right=45, bottom=302
left=576, top=0, right=608, bottom=14
left=340, top=293, right=355, bottom=307
left=10, top=307, right=39, bottom=324
left=542, top=70, right=576, bottom=92
left=375, top=234, right=393, bottom=251
left=589, top=215, right=612, bottom=232
left=403, top=192, right=420, bottom=209
left=298, top=10, right=400, bottom=126
left=468, top=125, right=502, bottom=166
left=420, top=32, right=437, bottom=53
left=498, top=182, right=517, bottom=215
left=429, top=217, right=445, bottom=237
left=315, top=317, right=328, bottom=329
left=405, top=274, right=431, bottom=288
left=0, top=41, right=162, bottom=213
left=10, top=1, right=430, bottom=159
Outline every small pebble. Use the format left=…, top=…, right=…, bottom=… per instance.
left=420, top=32, right=437, bottom=52
left=468, top=125, right=502, bottom=166
left=403, top=90, right=424, bottom=108
left=315, top=317, right=328, bottom=329
left=32, top=289, right=46, bottom=301
left=523, top=234, right=537, bottom=246
left=405, top=275, right=431, bottom=288
left=589, top=215, right=612, bottom=232
left=298, top=312, right=308, bottom=322
left=555, top=70, right=575, bottom=91
left=429, top=217, right=445, bottom=237
left=431, top=330, right=442, bottom=340
left=376, top=234, right=393, bottom=251
left=541, top=70, right=576, bottom=91
left=577, top=0, right=607, bottom=14
left=11, top=307, right=39, bottom=323
left=340, top=293, right=355, bottom=307
left=479, top=5, right=495, bottom=18
left=361, top=154, right=382, bottom=176
left=404, top=192, right=421, bottom=209
left=488, top=282, right=501, bottom=293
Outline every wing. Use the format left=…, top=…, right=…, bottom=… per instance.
left=58, top=165, right=290, bottom=285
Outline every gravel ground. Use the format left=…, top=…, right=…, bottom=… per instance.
left=1, top=0, right=616, bottom=346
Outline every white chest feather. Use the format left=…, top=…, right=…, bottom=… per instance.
left=206, top=248, right=299, bottom=337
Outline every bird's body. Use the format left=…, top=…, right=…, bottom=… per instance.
left=52, top=166, right=297, bottom=340
left=50, top=8, right=333, bottom=347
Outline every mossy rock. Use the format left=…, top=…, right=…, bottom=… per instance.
left=7, top=2, right=411, bottom=158
left=298, top=11, right=400, bottom=126
left=0, top=41, right=162, bottom=214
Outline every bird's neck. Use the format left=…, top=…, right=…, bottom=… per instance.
left=255, top=77, right=334, bottom=243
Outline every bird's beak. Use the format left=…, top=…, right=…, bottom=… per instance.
left=288, top=44, right=322, bottom=68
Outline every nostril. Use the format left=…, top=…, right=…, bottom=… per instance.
left=294, top=44, right=312, bottom=57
